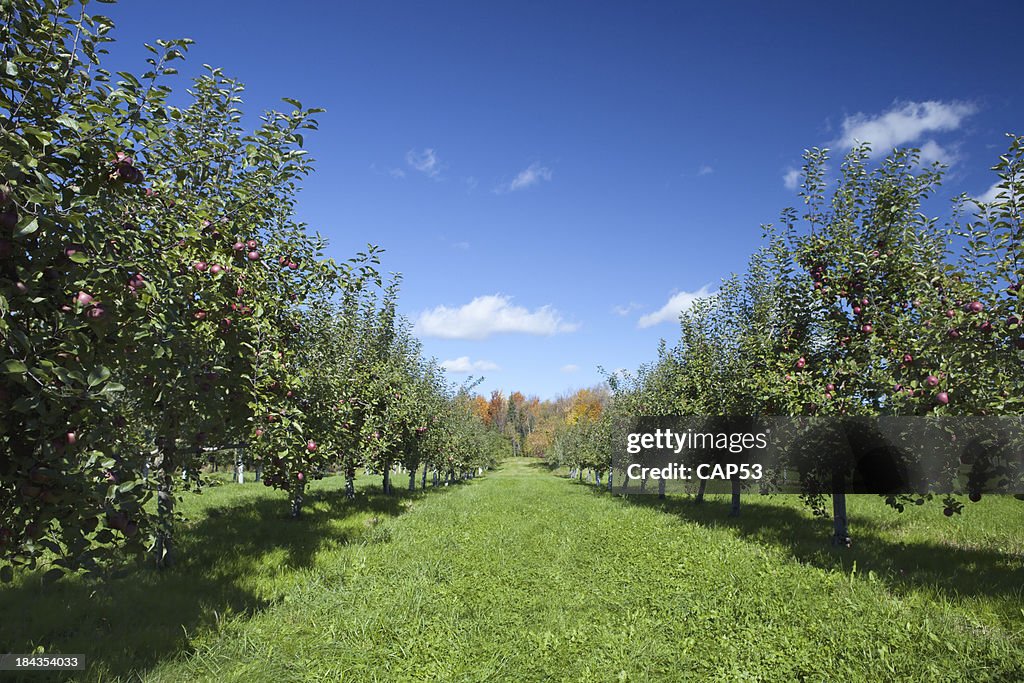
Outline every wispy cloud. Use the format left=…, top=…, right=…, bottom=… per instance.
left=440, top=356, right=499, bottom=373
left=496, top=163, right=553, bottom=193
left=416, top=294, right=578, bottom=340
left=834, top=100, right=976, bottom=156
left=974, top=176, right=1021, bottom=205
left=918, top=139, right=959, bottom=166
left=451, top=240, right=470, bottom=250
left=613, top=302, right=642, bottom=316
left=783, top=168, right=800, bottom=191
left=389, top=167, right=406, bottom=179
left=697, top=164, right=714, bottom=176
left=406, top=148, right=442, bottom=178
left=637, top=285, right=715, bottom=328
left=560, top=364, right=579, bottom=373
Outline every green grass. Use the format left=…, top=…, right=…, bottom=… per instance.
left=1, top=459, right=1022, bottom=682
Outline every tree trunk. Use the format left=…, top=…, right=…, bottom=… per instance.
left=383, top=460, right=392, bottom=495
left=153, top=440, right=176, bottom=569
left=658, top=477, right=666, bottom=499
left=290, top=483, right=305, bottom=519
left=695, top=478, right=707, bottom=504
left=607, top=469, right=613, bottom=491
left=421, top=463, right=428, bottom=490
left=408, top=467, right=416, bottom=491
left=729, top=477, right=741, bottom=516
left=832, top=470, right=850, bottom=547
left=254, top=463, right=262, bottom=482
left=345, top=465, right=356, bottom=500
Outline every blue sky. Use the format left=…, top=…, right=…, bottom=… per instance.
left=104, top=1, right=1024, bottom=399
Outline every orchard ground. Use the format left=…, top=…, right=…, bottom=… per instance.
left=1, top=458, right=1021, bottom=682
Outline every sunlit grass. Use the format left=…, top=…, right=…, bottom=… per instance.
left=1, top=459, right=1021, bottom=682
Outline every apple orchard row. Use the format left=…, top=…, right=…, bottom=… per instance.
left=0, top=3, right=498, bottom=580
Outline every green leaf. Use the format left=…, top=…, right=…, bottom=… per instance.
left=0, top=565, right=12, bottom=583
left=88, top=366, right=111, bottom=388
left=100, top=382, right=125, bottom=395
left=15, top=218, right=38, bottom=237
left=42, top=568, right=64, bottom=585
left=3, top=359, right=27, bottom=374
left=69, top=251, right=89, bottom=264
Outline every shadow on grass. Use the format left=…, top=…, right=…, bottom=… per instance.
left=578, top=481, right=1023, bottom=623
left=523, top=458, right=560, bottom=473
left=0, top=476, right=469, bottom=681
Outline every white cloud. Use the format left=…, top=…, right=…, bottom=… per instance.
left=697, top=164, right=714, bottom=176
left=440, top=356, right=499, bottom=373
left=783, top=168, right=800, bottom=191
left=389, top=167, right=406, bottom=179
left=451, top=241, right=470, bottom=250
left=406, top=148, right=442, bottom=178
left=637, top=285, right=715, bottom=328
left=416, top=294, right=579, bottom=340
left=835, top=100, right=976, bottom=156
left=496, top=163, right=552, bottom=193
left=560, top=364, right=579, bottom=373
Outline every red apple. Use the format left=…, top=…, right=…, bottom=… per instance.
left=935, top=391, right=950, bottom=405
left=968, top=301, right=984, bottom=313
left=194, top=261, right=208, bottom=272
left=75, top=291, right=94, bottom=306
left=247, top=250, right=260, bottom=261
left=246, top=239, right=258, bottom=249
left=925, top=375, right=939, bottom=387
left=232, top=241, right=244, bottom=251
left=306, top=440, right=317, bottom=452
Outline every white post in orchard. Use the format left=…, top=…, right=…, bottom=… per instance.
left=236, top=451, right=245, bottom=484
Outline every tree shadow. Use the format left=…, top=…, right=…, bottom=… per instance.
left=0, top=476, right=469, bottom=681
left=586, top=484, right=1024, bottom=626
left=523, top=458, right=560, bottom=473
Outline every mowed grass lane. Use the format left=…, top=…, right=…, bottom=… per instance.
left=147, top=459, right=1022, bottom=682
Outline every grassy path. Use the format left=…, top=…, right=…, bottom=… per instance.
left=139, top=459, right=1022, bottom=682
